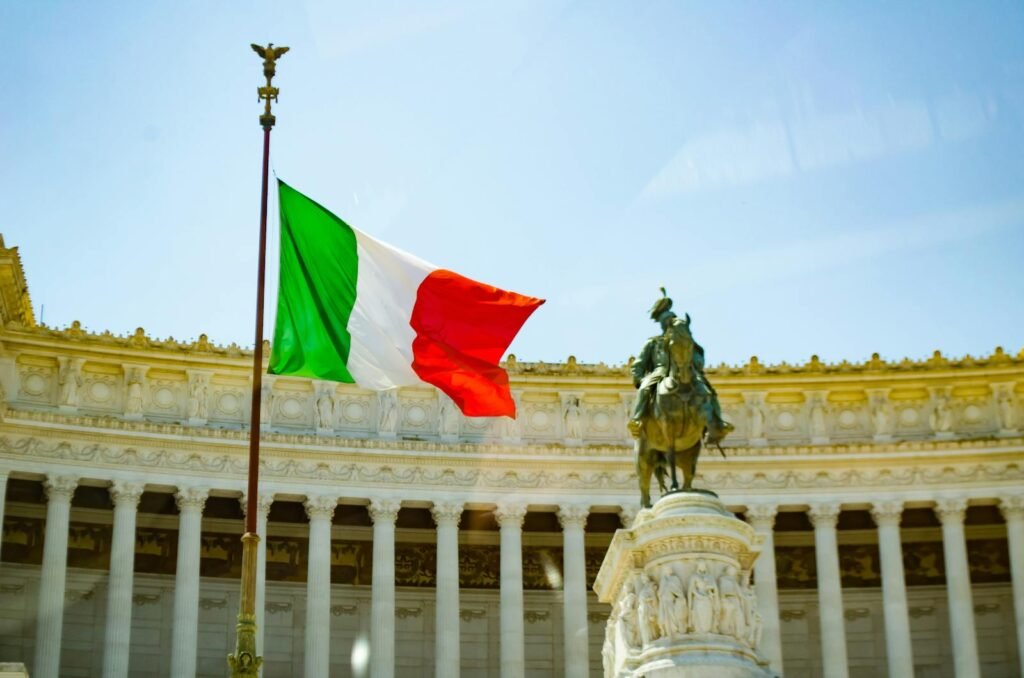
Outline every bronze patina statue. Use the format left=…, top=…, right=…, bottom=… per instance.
left=629, top=289, right=733, bottom=506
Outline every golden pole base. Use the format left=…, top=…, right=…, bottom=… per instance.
left=228, top=532, right=262, bottom=676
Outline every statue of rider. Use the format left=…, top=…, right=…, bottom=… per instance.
left=628, top=289, right=733, bottom=446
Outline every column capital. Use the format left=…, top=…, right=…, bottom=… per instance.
left=999, top=494, right=1024, bottom=521
left=368, top=498, right=401, bottom=524
left=240, top=492, right=275, bottom=519
left=494, top=502, right=528, bottom=528
left=109, top=480, right=145, bottom=508
left=431, top=500, right=463, bottom=527
left=618, top=504, right=640, bottom=529
left=174, top=486, right=209, bottom=512
left=304, top=494, right=338, bottom=521
left=558, top=504, right=589, bottom=529
left=934, top=497, right=968, bottom=524
left=807, top=502, right=841, bottom=528
left=870, top=500, right=905, bottom=527
left=745, top=503, right=778, bottom=529
left=44, top=474, right=79, bottom=501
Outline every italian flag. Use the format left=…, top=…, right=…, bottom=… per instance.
left=269, top=180, right=544, bottom=417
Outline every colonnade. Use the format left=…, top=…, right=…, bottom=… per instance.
left=3, top=468, right=1023, bottom=678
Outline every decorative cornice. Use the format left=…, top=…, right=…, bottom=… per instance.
left=430, top=501, right=463, bottom=527
left=368, top=498, right=401, bottom=524
left=174, top=486, right=209, bottom=512
left=934, top=497, right=969, bottom=524
left=870, top=500, right=904, bottom=527
left=109, top=480, right=145, bottom=508
left=807, top=502, right=842, bottom=528
left=43, top=473, right=78, bottom=501
left=304, top=495, right=338, bottom=521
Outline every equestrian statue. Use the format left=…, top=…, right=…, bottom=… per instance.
left=628, top=289, right=733, bottom=507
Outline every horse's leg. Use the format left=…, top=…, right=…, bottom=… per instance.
left=636, top=438, right=652, bottom=508
left=667, top=447, right=679, bottom=492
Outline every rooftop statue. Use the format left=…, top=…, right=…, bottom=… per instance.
left=629, top=289, right=733, bottom=506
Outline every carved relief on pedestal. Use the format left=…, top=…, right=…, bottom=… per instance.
left=992, top=382, right=1019, bottom=434
left=123, top=365, right=148, bottom=419
left=56, top=356, right=84, bottom=410
left=929, top=386, right=955, bottom=438
left=437, top=391, right=461, bottom=441
left=185, top=370, right=212, bottom=425
left=561, top=391, right=584, bottom=445
left=376, top=389, right=399, bottom=438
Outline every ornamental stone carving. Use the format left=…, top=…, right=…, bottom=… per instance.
left=240, top=492, right=275, bottom=520
left=807, top=502, right=842, bottom=528
left=929, top=388, right=954, bottom=436
left=304, top=495, right=338, bottom=521
left=109, top=480, right=145, bottom=507
left=999, top=494, right=1024, bottom=521
left=431, top=501, right=463, bottom=527
left=175, top=486, right=209, bottom=512
left=368, top=498, right=401, bottom=524
left=186, top=370, right=211, bottom=423
left=437, top=392, right=460, bottom=440
left=123, top=366, right=147, bottom=418
left=594, top=493, right=771, bottom=677
left=558, top=504, right=589, bottom=529
left=44, top=474, right=79, bottom=501
left=870, top=500, right=904, bottom=527
left=934, top=497, right=968, bottom=524
left=57, top=357, right=84, bottom=408
left=744, top=505, right=777, bottom=530
left=494, top=502, right=528, bottom=528
left=377, top=390, right=399, bottom=437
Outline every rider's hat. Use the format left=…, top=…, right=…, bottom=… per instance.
left=649, top=287, right=674, bottom=320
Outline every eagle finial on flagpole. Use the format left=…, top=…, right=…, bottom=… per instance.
left=252, top=42, right=289, bottom=129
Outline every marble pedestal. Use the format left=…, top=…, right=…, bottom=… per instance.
left=594, top=492, right=776, bottom=678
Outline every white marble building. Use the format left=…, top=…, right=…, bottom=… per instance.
left=0, top=238, right=1021, bottom=677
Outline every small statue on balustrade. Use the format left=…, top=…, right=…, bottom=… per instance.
left=997, top=389, right=1017, bottom=431
left=188, top=379, right=208, bottom=419
left=637, top=573, right=661, bottom=645
left=872, top=396, right=892, bottom=436
left=315, top=391, right=334, bottom=429
left=378, top=389, right=399, bottom=434
left=747, top=402, right=765, bottom=440
left=930, top=393, right=953, bottom=433
left=58, top=358, right=82, bottom=407
left=717, top=565, right=746, bottom=640
left=688, top=559, right=720, bottom=634
left=125, top=369, right=144, bottom=416
left=563, top=396, right=583, bottom=439
left=657, top=567, right=688, bottom=638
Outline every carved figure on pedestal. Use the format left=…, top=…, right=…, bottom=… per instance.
left=809, top=398, right=828, bottom=439
left=616, top=580, right=640, bottom=651
left=872, top=397, right=892, bottom=436
left=501, top=392, right=521, bottom=441
left=315, top=392, right=334, bottom=429
left=260, top=382, right=274, bottom=425
left=563, top=396, right=583, bottom=439
left=378, top=389, right=399, bottom=434
left=997, top=390, right=1017, bottom=430
left=930, top=393, right=953, bottom=434
left=688, top=560, right=720, bottom=634
left=741, top=570, right=762, bottom=648
left=657, top=567, right=688, bottom=638
left=637, top=574, right=661, bottom=645
left=188, top=379, right=208, bottom=419
left=602, top=621, right=615, bottom=677
left=717, top=565, right=746, bottom=640
left=438, top=393, right=460, bottom=437
left=58, top=359, right=82, bottom=407
left=125, top=369, right=144, bottom=416
left=629, top=290, right=733, bottom=506
left=747, top=403, right=765, bottom=440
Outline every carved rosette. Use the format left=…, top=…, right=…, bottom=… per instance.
left=593, top=492, right=772, bottom=678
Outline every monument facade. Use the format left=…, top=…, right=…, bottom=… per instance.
left=0, top=237, right=1020, bottom=677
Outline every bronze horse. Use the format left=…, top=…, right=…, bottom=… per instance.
left=634, top=319, right=711, bottom=508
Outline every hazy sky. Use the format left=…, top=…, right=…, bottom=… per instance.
left=3, top=1, right=1023, bottom=367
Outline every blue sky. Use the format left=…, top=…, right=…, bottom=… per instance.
left=2, top=1, right=1023, bottom=366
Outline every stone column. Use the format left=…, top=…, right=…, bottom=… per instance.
left=495, top=502, right=528, bottom=678
left=369, top=498, right=401, bottom=678
left=33, top=474, right=79, bottom=678
left=870, top=500, right=914, bottom=678
left=935, top=498, right=980, bottom=678
left=102, top=481, right=145, bottom=678
left=559, top=504, right=590, bottom=678
left=170, top=487, right=208, bottom=678
left=304, top=495, right=337, bottom=678
left=808, top=502, right=848, bottom=678
left=999, top=495, right=1024, bottom=678
left=432, top=501, right=463, bottom=678
left=0, top=468, right=9, bottom=562
left=746, top=504, right=783, bottom=674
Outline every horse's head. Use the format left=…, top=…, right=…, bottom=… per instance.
left=665, top=321, right=694, bottom=383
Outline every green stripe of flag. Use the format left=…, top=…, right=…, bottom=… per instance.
left=269, top=179, right=359, bottom=383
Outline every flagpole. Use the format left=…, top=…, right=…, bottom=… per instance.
left=229, top=41, right=288, bottom=678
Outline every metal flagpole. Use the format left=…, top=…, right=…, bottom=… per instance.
left=228, top=41, right=288, bottom=678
